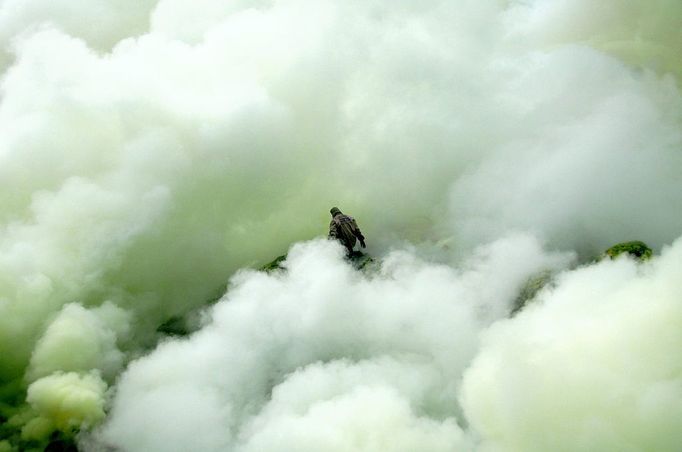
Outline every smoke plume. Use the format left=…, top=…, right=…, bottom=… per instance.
left=0, top=0, right=678, bottom=450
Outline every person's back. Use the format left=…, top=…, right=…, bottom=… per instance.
left=328, top=207, right=366, bottom=254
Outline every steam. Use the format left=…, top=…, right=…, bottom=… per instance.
left=0, top=0, right=156, bottom=69
left=27, top=372, right=107, bottom=436
left=461, top=237, right=682, bottom=451
left=28, top=302, right=130, bottom=382
left=98, top=237, right=570, bottom=451
left=0, top=0, right=678, bottom=450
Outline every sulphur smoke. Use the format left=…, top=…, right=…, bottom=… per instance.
left=0, top=0, right=679, bottom=451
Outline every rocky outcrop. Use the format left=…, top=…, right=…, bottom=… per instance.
left=513, top=240, right=653, bottom=315
left=602, top=241, right=652, bottom=261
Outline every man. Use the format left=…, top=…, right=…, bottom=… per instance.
left=328, top=207, right=366, bottom=255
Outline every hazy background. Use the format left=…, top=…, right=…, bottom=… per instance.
left=0, top=0, right=679, bottom=451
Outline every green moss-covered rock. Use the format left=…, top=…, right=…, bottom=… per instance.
left=349, top=251, right=377, bottom=272
left=603, top=241, right=652, bottom=261
left=44, top=432, right=78, bottom=452
left=260, top=251, right=377, bottom=273
left=0, top=405, right=77, bottom=452
left=0, top=384, right=29, bottom=452
left=156, top=315, right=192, bottom=337
left=260, top=254, right=287, bottom=272
left=512, top=270, right=554, bottom=315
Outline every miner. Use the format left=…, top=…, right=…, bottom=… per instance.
left=328, top=207, right=366, bottom=255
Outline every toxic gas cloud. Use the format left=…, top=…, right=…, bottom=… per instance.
left=0, top=0, right=679, bottom=451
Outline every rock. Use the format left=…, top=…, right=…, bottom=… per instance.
left=602, top=241, right=652, bottom=261
left=260, top=254, right=287, bottom=272
left=511, top=270, right=555, bottom=315
left=348, top=251, right=376, bottom=271
left=156, top=316, right=191, bottom=337
left=260, top=251, right=376, bottom=273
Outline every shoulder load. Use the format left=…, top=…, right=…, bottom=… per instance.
left=332, top=214, right=356, bottom=239
left=329, top=214, right=359, bottom=247
left=328, top=207, right=365, bottom=252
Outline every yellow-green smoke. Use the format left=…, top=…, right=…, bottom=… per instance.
left=0, top=0, right=678, bottom=450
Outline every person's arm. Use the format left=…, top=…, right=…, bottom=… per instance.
left=351, top=219, right=366, bottom=248
left=329, top=220, right=338, bottom=238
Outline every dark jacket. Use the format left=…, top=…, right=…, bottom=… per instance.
left=329, top=211, right=364, bottom=251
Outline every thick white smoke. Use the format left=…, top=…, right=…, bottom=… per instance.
left=461, top=237, right=682, bottom=451
left=97, top=237, right=570, bottom=451
left=0, top=0, right=678, bottom=450
left=0, top=0, right=157, bottom=69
